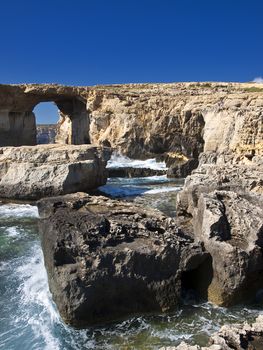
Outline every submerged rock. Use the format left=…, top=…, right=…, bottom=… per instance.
left=0, top=144, right=111, bottom=200
left=38, top=192, right=209, bottom=326
left=167, top=315, right=263, bottom=349
left=108, top=166, right=166, bottom=177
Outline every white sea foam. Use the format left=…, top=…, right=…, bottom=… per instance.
left=4, top=226, right=22, bottom=238
left=0, top=261, right=8, bottom=272
left=150, top=328, right=193, bottom=342
left=16, top=247, right=61, bottom=350
left=13, top=245, right=96, bottom=350
left=0, top=204, right=38, bottom=218
left=144, top=186, right=182, bottom=195
left=107, top=153, right=167, bottom=170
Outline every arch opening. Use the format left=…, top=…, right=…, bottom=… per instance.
left=34, top=102, right=59, bottom=144
left=0, top=86, right=91, bottom=147
left=31, top=97, right=91, bottom=146
left=181, top=255, right=213, bottom=304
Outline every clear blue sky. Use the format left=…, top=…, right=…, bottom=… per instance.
left=1, top=0, right=262, bottom=123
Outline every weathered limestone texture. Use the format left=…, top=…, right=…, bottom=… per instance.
left=177, top=162, right=263, bottom=306
left=86, top=82, right=263, bottom=162
left=38, top=193, right=210, bottom=326
left=0, top=84, right=90, bottom=146
left=174, top=82, right=263, bottom=306
left=0, top=145, right=111, bottom=199
left=1, top=83, right=262, bottom=176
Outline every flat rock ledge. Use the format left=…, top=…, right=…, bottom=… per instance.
left=0, top=144, right=111, bottom=200
left=37, top=192, right=210, bottom=327
left=160, top=315, right=263, bottom=350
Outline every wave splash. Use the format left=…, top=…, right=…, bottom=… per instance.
left=107, top=152, right=167, bottom=170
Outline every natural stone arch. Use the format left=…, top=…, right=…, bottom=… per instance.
left=55, top=97, right=90, bottom=145
left=0, top=84, right=90, bottom=146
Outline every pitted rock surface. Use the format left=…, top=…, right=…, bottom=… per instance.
left=38, top=193, right=209, bottom=326
left=176, top=161, right=263, bottom=306
left=1, top=82, right=262, bottom=178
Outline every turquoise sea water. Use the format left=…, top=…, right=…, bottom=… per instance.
left=0, top=176, right=262, bottom=350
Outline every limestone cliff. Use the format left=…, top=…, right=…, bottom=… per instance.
left=85, top=82, right=263, bottom=164
left=38, top=192, right=209, bottom=326
left=0, top=84, right=89, bottom=146
left=173, top=83, right=263, bottom=306
left=1, top=82, right=262, bottom=169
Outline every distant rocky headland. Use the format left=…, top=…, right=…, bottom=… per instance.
left=0, top=82, right=262, bottom=349
left=36, top=124, right=57, bottom=144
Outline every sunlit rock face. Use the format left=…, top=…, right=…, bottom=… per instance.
left=176, top=161, right=263, bottom=305
left=0, top=144, right=111, bottom=200
left=169, top=84, right=263, bottom=307
left=0, top=84, right=90, bottom=146
left=87, top=82, right=263, bottom=161
left=1, top=82, right=262, bottom=168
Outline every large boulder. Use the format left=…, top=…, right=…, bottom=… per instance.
left=38, top=193, right=210, bottom=326
left=176, top=162, right=263, bottom=306
left=0, top=144, right=111, bottom=200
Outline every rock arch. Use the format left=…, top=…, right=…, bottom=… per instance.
left=0, top=84, right=90, bottom=146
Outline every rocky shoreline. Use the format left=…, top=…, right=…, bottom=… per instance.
left=36, top=153, right=263, bottom=329
left=0, top=82, right=263, bottom=348
left=176, top=161, right=263, bottom=306
left=162, top=315, right=263, bottom=349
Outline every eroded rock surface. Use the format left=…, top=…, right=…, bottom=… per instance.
left=0, top=145, right=111, bottom=199
left=176, top=159, right=263, bottom=306
left=0, top=84, right=90, bottom=146
left=38, top=193, right=210, bottom=326
left=1, top=82, right=262, bottom=176
left=87, top=82, right=263, bottom=163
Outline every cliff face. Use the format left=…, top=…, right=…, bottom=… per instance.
left=172, top=84, right=263, bottom=307
left=1, top=82, right=262, bottom=165
left=85, top=83, right=263, bottom=164
left=0, top=84, right=90, bottom=146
